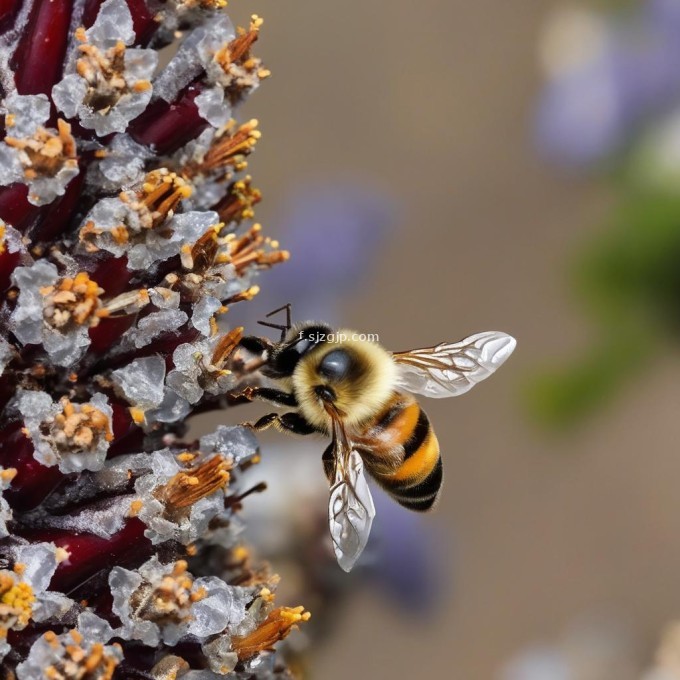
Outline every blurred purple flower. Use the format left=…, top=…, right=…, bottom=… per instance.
left=368, top=489, right=446, bottom=613
left=237, top=181, right=396, bottom=324
left=535, top=1, right=680, bottom=167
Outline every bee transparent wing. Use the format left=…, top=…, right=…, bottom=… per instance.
left=393, top=331, right=516, bottom=398
left=327, top=413, right=376, bottom=572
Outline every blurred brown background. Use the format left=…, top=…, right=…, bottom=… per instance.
left=196, top=1, right=680, bottom=678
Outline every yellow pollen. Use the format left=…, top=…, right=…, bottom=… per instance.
left=0, top=469, right=16, bottom=484
left=42, top=628, right=120, bottom=679
left=0, top=573, right=35, bottom=631
left=55, top=548, right=70, bottom=564
left=49, top=397, right=113, bottom=453
left=5, top=119, right=77, bottom=179
left=130, top=560, right=209, bottom=627
left=76, top=31, right=149, bottom=113
left=215, top=176, right=262, bottom=225
left=41, top=272, right=106, bottom=330
left=130, top=407, right=146, bottom=425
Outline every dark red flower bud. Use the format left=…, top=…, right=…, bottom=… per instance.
left=0, top=183, right=41, bottom=232
left=29, top=173, right=85, bottom=243
left=0, top=239, right=21, bottom=292
left=129, top=83, right=209, bottom=155
left=0, top=425, right=63, bottom=511
left=0, top=0, right=22, bottom=35
left=30, top=518, right=151, bottom=593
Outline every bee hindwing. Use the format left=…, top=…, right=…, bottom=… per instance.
left=328, top=450, right=376, bottom=572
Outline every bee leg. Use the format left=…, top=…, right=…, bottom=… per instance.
left=322, top=443, right=335, bottom=483
left=239, top=335, right=275, bottom=355
left=250, top=413, right=281, bottom=431
left=277, top=412, right=317, bottom=435
left=250, top=412, right=316, bottom=436
left=242, top=386, right=298, bottom=408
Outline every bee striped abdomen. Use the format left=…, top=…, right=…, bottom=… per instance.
left=364, top=395, right=443, bottom=512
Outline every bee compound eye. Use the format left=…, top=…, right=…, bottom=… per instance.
left=318, top=349, right=352, bottom=381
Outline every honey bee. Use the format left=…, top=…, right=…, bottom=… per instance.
left=237, top=305, right=516, bottom=571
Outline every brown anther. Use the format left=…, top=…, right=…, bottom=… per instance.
left=80, top=169, right=192, bottom=249
left=137, top=169, right=192, bottom=230
left=214, top=176, right=262, bottom=226
left=224, top=285, right=260, bottom=305
left=222, top=224, right=288, bottom=276
left=213, top=16, right=269, bottom=104
left=183, top=120, right=260, bottom=180
left=5, top=120, right=77, bottom=179
left=157, top=455, right=231, bottom=511
left=220, top=16, right=262, bottom=66
left=231, top=606, right=311, bottom=660
left=211, top=326, right=244, bottom=367
left=188, top=228, right=220, bottom=273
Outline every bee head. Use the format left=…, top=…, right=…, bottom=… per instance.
left=292, top=331, right=396, bottom=430
left=263, top=323, right=333, bottom=379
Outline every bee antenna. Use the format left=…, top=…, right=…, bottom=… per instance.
left=257, top=303, right=292, bottom=341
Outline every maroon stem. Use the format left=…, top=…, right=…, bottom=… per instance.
left=11, top=0, right=74, bottom=95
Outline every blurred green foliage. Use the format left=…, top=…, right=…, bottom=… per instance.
left=526, top=187, right=680, bottom=429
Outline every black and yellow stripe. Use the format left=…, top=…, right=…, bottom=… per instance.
left=367, top=399, right=443, bottom=512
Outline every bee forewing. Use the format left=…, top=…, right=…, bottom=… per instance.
left=328, top=449, right=376, bottom=572
left=393, top=331, right=516, bottom=398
